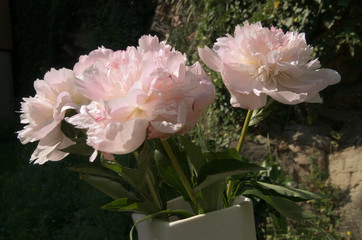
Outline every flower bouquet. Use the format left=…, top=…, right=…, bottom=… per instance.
left=17, top=21, right=340, bottom=239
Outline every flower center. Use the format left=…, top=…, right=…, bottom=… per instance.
left=87, top=102, right=107, bottom=122
left=257, top=64, right=290, bottom=88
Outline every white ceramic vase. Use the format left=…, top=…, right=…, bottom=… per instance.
left=132, top=196, right=257, bottom=240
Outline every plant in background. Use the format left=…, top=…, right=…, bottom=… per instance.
left=254, top=147, right=348, bottom=240
left=242, top=140, right=347, bottom=239
left=17, top=21, right=340, bottom=239
left=166, top=0, right=361, bottom=145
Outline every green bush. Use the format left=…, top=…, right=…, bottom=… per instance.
left=165, top=1, right=357, bottom=238
left=166, top=0, right=361, bottom=149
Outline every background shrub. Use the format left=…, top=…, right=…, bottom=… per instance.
left=165, top=0, right=361, bottom=149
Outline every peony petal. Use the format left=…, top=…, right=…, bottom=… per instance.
left=44, top=68, right=75, bottom=87
left=306, top=68, right=341, bottom=88
left=89, top=150, right=98, bottom=162
left=30, top=127, right=74, bottom=164
left=31, top=142, right=59, bottom=163
left=42, top=149, right=69, bottom=162
left=66, top=105, right=97, bottom=130
left=150, top=101, right=187, bottom=134
left=229, top=89, right=267, bottom=110
left=167, top=53, right=186, bottom=78
left=17, top=126, right=37, bottom=144
left=33, top=80, right=56, bottom=100
left=277, top=68, right=340, bottom=93
left=268, top=68, right=340, bottom=104
left=89, top=119, right=149, bottom=154
left=222, top=63, right=259, bottom=94
left=102, top=152, right=115, bottom=161
left=138, top=35, right=161, bottom=52
left=150, top=121, right=184, bottom=134
left=305, top=93, right=322, bottom=103
left=267, top=91, right=303, bottom=104
left=76, top=64, right=113, bottom=100
left=198, top=46, right=222, bottom=72
left=32, top=121, right=59, bottom=140
left=187, top=62, right=215, bottom=114
left=74, top=47, right=114, bottom=76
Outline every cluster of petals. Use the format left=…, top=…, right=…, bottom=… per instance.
left=17, top=68, right=88, bottom=164
left=67, top=35, right=215, bottom=157
left=198, top=21, right=341, bottom=110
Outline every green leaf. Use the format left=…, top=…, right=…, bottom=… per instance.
left=68, top=165, right=120, bottom=179
left=64, top=108, right=77, bottom=118
left=180, top=135, right=206, bottom=173
left=60, top=119, right=77, bottom=140
left=196, top=159, right=265, bottom=191
left=136, top=142, right=166, bottom=210
left=271, top=211, right=288, bottom=234
left=198, top=179, right=225, bottom=212
left=256, top=181, right=323, bottom=201
left=134, top=142, right=153, bottom=184
left=249, top=99, right=273, bottom=126
left=167, top=138, right=193, bottom=182
left=243, top=189, right=315, bottom=219
left=203, top=148, right=241, bottom=161
left=60, top=139, right=94, bottom=156
left=154, top=150, right=189, bottom=199
left=102, top=198, right=156, bottom=214
left=101, top=198, right=139, bottom=210
left=137, top=142, right=152, bottom=172
left=80, top=174, right=137, bottom=200
left=100, top=156, right=144, bottom=191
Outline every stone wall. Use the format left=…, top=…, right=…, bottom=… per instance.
left=240, top=108, right=362, bottom=238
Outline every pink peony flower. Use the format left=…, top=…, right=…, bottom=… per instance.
left=67, top=35, right=215, bottom=156
left=17, top=68, right=89, bottom=164
left=198, top=21, right=341, bottom=110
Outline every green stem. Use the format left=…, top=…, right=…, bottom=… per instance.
left=145, top=173, right=163, bottom=210
left=226, top=181, right=234, bottom=202
left=133, top=152, right=163, bottom=211
left=226, top=109, right=254, bottom=202
left=100, top=153, right=152, bottom=203
left=236, top=109, right=254, bottom=154
left=161, top=140, right=199, bottom=213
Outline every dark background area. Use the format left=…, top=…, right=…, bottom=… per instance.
left=1, top=1, right=157, bottom=239
left=11, top=0, right=157, bottom=102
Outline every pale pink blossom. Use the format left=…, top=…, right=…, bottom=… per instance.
left=198, top=21, right=341, bottom=110
left=67, top=35, right=215, bottom=155
left=17, top=68, right=88, bottom=164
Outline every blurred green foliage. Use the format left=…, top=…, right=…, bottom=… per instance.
left=166, top=0, right=361, bottom=150
left=168, top=0, right=361, bottom=79
left=165, top=2, right=359, bottom=238
left=248, top=144, right=347, bottom=239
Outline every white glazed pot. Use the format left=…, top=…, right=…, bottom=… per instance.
left=132, top=196, right=257, bottom=240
